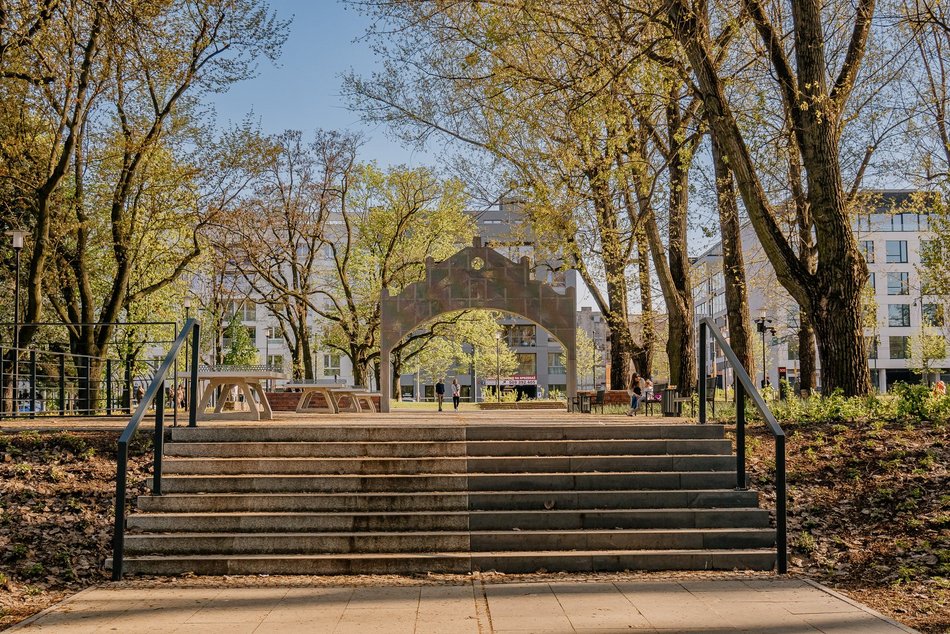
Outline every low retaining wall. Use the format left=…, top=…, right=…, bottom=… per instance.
left=477, top=401, right=567, bottom=410
left=265, top=391, right=382, bottom=412
left=578, top=390, right=629, bottom=405
left=265, top=392, right=299, bottom=411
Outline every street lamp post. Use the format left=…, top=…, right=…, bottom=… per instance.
left=495, top=331, right=501, bottom=403
left=470, top=343, right=478, bottom=404
left=7, top=230, right=26, bottom=413
left=755, top=308, right=775, bottom=389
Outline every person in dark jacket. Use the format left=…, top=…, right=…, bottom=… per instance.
left=435, top=378, right=445, bottom=411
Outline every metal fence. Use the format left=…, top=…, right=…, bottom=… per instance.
left=0, top=346, right=165, bottom=418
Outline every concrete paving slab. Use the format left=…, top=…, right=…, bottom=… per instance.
left=6, top=576, right=916, bottom=633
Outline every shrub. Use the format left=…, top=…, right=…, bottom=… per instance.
left=892, top=382, right=931, bottom=420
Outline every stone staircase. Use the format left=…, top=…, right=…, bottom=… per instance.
left=112, top=422, right=776, bottom=575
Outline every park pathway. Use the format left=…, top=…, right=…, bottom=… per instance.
left=8, top=576, right=915, bottom=633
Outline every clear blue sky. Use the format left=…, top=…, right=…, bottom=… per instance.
left=211, top=0, right=429, bottom=167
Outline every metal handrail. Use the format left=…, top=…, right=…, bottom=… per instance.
left=112, top=319, right=200, bottom=581
left=698, top=316, right=787, bottom=574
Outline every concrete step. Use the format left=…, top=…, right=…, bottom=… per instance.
left=464, top=425, right=724, bottom=441
left=125, top=531, right=471, bottom=555
left=157, top=471, right=745, bottom=494
left=164, top=441, right=468, bottom=458
left=468, top=489, right=759, bottom=511
left=168, top=426, right=466, bottom=443
left=161, top=439, right=734, bottom=459
left=167, top=424, right=723, bottom=444
left=471, top=548, right=776, bottom=573
left=161, top=457, right=467, bottom=476
left=468, top=471, right=744, bottom=492
left=128, top=512, right=470, bottom=533
left=137, top=492, right=470, bottom=513
left=468, top=508, right=770, bottom=530
left=110, top=548, right=775, bottom=576
left=159, top=455, right=736, bottom=476
left=466, top=455, right=735, bottom=473
left=466, top=439, right=734, bottom=457
left=135, top=489, right=759, bottom=513
left=126, top=508, right=768, bottom=533
left=123, top=528, right=773, bottom=556
left=469, top=528, right=775, bottom=552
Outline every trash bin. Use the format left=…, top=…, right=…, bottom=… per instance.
left=661, top=386, right=680, bottom=417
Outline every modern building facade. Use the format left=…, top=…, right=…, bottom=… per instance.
left=691, top=190, right=946, bottom=392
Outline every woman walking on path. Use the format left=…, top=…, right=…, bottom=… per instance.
left=451, top=378, right=461, bottom=411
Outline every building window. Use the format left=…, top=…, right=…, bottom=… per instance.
left=885, top=240, right=908, bottom=263
left=887, top=272, right=909, bottom=296
left=922, top=303, right=945, bottom=327
left=547, top=352, right=566, bottom=375
left=265, top=326, right=282, bottom=342
left=888, top=304, right=911, bottom=327
left=515, top=353, right=536, bottom=376
left=868, top=272, right=875, bottom=291
left=869, top=214, right=891, bottom=231
left=504, top=324, right=536, bottom=347
left=865, top=337, right=878, bottom=359
left=266, top=354, right=284, bottom=370
left=787, top=338, right=799, bottom=361
left=860, top=240, right=875, bottom=263
left=400, top=385, right=414, bottom=400
left=889, top=336, right=911, bottom=359
left=323, top=353, right=341, bottom=377
left=227, top=299, right=256, bottom=321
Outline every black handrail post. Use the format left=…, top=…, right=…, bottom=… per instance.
left=735, top=379, right=747, bottom=490
left=106, top=359, right=113, bottom=416
left=776, top=434, right=787, bottom=573
left=58, top=354, right=66, bottom=416
left=112, top=440, right=128, bottom=581
left=0, top=347, right=5, bottom=417
left=28, top=350, right=36, bottom=419
left=153, top=385, right=165, bottom=496
left=124, top=357, right=133, bottom=414
left=189, top=322, right=200, bottom=427
left=112, top=320, right=200, bottom=582
left=698, top=321, right=707, bottom=424
left=82, top=356, right=90, bottom=415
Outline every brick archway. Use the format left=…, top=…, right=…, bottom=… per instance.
left=380, top=237, right=576, bottom=412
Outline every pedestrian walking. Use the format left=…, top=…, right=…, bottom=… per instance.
left=435, top=378, right=445, bottom=411
left=452, top=378, right=461, bottom=411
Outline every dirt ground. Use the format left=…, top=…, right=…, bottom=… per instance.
left=0, top=424, right=946, bottom=632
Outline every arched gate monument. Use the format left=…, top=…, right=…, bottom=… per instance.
left=379, top=237, right=577, bottom=412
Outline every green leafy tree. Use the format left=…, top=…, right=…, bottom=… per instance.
left=313, top=164, right=475, bottom=387
left=223, top=317, right=258, bottom=366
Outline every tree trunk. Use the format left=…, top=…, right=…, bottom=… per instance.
left=634, top=233, right=655, bottom=378
left=798, top=312, right=817, bottom=393
left=710, top=134, right=754, bottom=377
left=301, top=335, right=314, bottom=380
left=809, top=293, right=867, bottom=394
left=665, top=0, right=871, bottom=396
left=664, top=95, right=696, bottom=396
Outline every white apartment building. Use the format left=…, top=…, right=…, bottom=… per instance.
left=692, top=190, right=946, bottom=393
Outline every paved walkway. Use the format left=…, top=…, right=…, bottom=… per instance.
left=0, top=410, right=685, bottom=431
left=10, top=577, right=914, bottom=633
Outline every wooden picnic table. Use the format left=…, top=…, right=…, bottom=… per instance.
left=184, top=366, right=286, bottom=421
